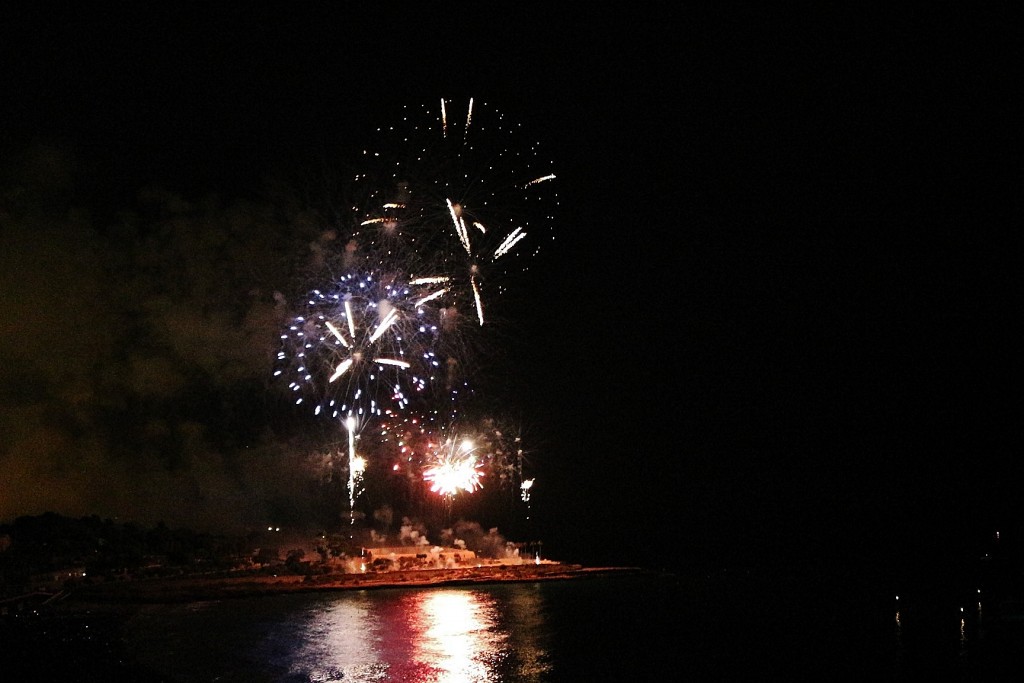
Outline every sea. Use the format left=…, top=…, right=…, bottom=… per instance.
left=5, top=565, right=1024, bottom=681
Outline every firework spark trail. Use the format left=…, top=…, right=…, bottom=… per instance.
left=345, top=416, right=366, bottom=531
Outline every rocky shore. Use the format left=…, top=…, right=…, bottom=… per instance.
left=65, top=562, right=643, bottom=604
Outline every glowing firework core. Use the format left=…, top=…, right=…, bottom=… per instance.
left=424, top=437, right=484, bottom=496
left=424, top=456, right=484, bottom=496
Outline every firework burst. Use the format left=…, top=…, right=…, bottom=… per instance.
left=273, top=98, right=554, bottom=537
left=352, top=98, right=558, bottom=325
left=423, top=435, right=484, bottom=498
left=275, top=268, right=453, bottom=420
left=370, top=414, right=533, bottom=502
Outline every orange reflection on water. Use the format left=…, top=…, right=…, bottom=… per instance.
left=413, top=590, right=498, bottom=681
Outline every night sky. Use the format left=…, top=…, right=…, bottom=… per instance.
left=1, top=7, right=1020, bottom=571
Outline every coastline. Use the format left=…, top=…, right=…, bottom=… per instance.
left=62, top=563, right=646, bottom=604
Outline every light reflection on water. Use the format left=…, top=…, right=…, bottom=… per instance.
left=284, top=586, right=551, bottom=682
left=130, top=584, right=551, bottom=682
left=413, top=591, right=501, bottom=681
left=285, top=593, right=381, bottom=681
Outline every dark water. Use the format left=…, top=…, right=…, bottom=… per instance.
left=5, top=568, right=1024, bottom=681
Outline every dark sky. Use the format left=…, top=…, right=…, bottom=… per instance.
left=1, top=6, right=1020, bottom=569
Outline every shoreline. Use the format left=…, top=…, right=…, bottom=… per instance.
left=62, top=563, right=647, bottom=604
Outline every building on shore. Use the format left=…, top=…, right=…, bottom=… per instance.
left=363, top=546, right=478, bottom=571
